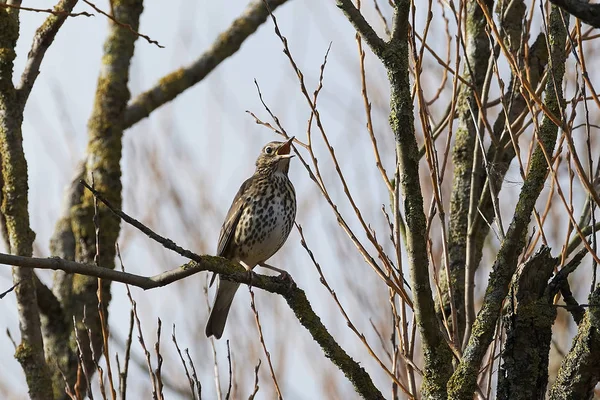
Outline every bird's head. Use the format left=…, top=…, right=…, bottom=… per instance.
left=255, top=137, right=295, bottom=175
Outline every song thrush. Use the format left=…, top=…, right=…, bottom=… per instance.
left=205, top=137, right=297, bottom=339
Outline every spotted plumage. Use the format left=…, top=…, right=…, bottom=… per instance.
left=206, top=137, right=297, bottom=339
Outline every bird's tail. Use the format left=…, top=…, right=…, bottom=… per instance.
left=205, top=279, right=240, bottom=339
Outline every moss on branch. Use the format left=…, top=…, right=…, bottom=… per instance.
left=447, top=5, right=569, bottom=399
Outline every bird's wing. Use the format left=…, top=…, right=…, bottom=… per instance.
left=209, top=176, right=254, bottom=287
left=217, top=175, right=254, bottom=257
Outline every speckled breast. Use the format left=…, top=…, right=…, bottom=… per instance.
left=234, top=174, right=296, bottom=265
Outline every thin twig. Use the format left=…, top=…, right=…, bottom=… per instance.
left=0, top=3, right=91, bottom=17
left=82, top=0, right=164, bottom=48
left=0, top=281, right=20, bottom=299
left=172, top=325, right=198, bottom=400
left=117, top=245, right=134, bottom=400
left=154, top=319, right=165, bottom=400
left=6, top=328, right=17, bottom=349
left=296, top=223, right=415, bottom=396
left=16, top=0, right=83, bottom=106
left=125, top=282, right=159, bottom=398
left=248, top=360, right=262, bottom=400
left=185, top=349, right=203, bottom=400
left=73, top=315, right=94, bottom=399
left=225, top=341, right=233, bottom=400
left=249, top=287, right=283, bottom=399
left=93, top=175, right=118, bottom=400
left=258, top=8, right=411, bottom=306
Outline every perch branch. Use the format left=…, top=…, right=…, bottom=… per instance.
left=77, top=181, right=385, bottom=399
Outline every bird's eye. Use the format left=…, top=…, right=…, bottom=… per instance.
left=264, top=146, right=273, bottom=154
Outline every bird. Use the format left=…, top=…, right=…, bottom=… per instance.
left=205, top=137, right=297, bottom=339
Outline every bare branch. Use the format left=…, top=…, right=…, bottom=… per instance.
left=0, top=252, right=226, bottom=289
left=0, top=249, right=384, bottom=398
left=248, top=360, right=261, bottom=400
left=549, top=284, right=600, bottom=398
left=16, top=0, right=81, bottom=106
left=448, top=5, right=570, bottom=398
left=81, top=0, right=163, bottom=48
left=0, top=5, right=53, bottom=398
left=123, top=0, right=291, bottom=128
left=335, top=0, right=388, bottom=59
left=249, top=288, right=283, bottom=399
left=549, top=0, right=600, bottom=28
left=386, top=0, right=454, bottom=396
left=66, top=0, right=145, bottom=394
left=0, top=2, right=91, bottom=17
left=0, top=281, right=19, bottom=299
left=17, top=176, right=383, bottom=398
left=171, top=324, right=198, bottom=400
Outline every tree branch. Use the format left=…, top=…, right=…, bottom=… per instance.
left=466, top=31, right=549, bottom=336
left=0, top=6, right=53, bottom=399
left=0, top=252, right=253, bottom=289
left=447, top=5, right=569, bottom=399
left=549, top=0, right=600, bottom=28
left=549, top=284, right=600, bottom=399
left=16, top=0, right=80, bottom=108
left=123, top=0, right=291, bottom=129
left=0, top=3, right=90, bottom=17
left=446, top=0, right=494, bottom=346
left=65, top=0, right=145, bottom=394
left=386, top=0, right=453, bottom=397
left=335, top=0, right=453, bottom=395
left=0, top=251, right=385, bottom=399
left=78, top=175, right=387, bottom=399
left=81, top=0, right=163, bottom=48
left=334, top=0, right=387, bottom=60
left=497, top=247, right=558, bottom=400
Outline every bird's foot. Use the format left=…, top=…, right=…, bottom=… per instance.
left=246, top=269, right=258, bottom=288
left=277, top=271, right=296, bottom=289
left=258, top=262, right=295, bottom=289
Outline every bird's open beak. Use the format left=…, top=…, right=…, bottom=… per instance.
left=277, top=136, right=295, bottom=158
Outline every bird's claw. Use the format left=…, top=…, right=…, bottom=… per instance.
left=246, top=270, right=257, bottom=288
left=277, top=271, right=295, bottom=289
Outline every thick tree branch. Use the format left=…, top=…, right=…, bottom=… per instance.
left=334, top=0, right=387, bottom=60
left=0, top=252, right=259, bottom=289
left=549, top=284, right=600, bottom=399
left=447, top=5, right=569, bottom=399
left=34, top=273, right=75, bottom=399
left=42, top=163, right=84, bottom=397
left=336, top=0, right=453, bottom=396
left=497, top=247, right=558, bottom=400
left=50, top=162, right=84, bottom=306
left=0, top=252, right=384, bottom=399
left=549, top=0, right=600, bottom=29
left=387, top=0, right=453, bottom=397
left=16, top=0, right=79, bottom=108
left=123, top=0, right=290, bottom=129
left=466, top=32, right=549, bottom=331
left=446, top=0, right=494, bottom=345
left=0, top=6, right=53, bottom=399
left=65, top=0, right=145, bottom=395
left=76, top=180, right=385, bottom=399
